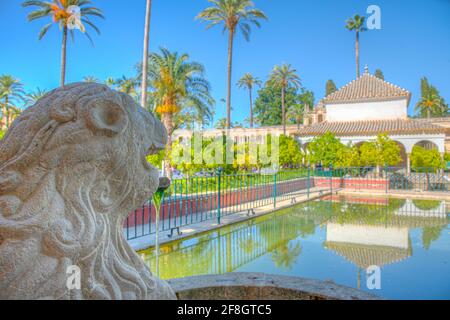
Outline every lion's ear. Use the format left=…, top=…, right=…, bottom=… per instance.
left=85, top=100, right=128, bottom=137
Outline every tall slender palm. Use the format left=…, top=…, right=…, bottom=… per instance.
left=345, top=14, right=367, bottom=78
left=26, top=87, right=49, bottom=106
left=196, top=0, right=267, bottom=129
left=22, top=0, right=104, bottom=86
left=267, top=64, right=301, bottom=135
left=237, top=73, right=261, bottom=128
left=144, top=48, right=214, bottom=172
left=0, top=75, right=26, bottom=129
left=141, top=0, right=153, bottom=108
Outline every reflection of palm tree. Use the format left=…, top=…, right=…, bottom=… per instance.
left=422, top=226, right=445, bottom=250
left=271, top=241, right=302, bottom=270
left=239, top=237, right=261, bottom=255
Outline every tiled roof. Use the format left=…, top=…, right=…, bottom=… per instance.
left=324, top=242, right=411, bottom=269
left=296, top=119, right=445, bottom=137
left=323, top=72, right=411, bottom=104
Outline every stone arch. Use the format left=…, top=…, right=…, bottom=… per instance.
left=393, top=141, right=408, bottom=167
left=414, top=140, right=439, bottom=151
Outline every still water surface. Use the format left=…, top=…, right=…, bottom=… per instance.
left=141, top=196, right=450, bottom=299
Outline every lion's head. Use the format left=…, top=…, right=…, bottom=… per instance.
left=0, top=83, right=175, bottom=300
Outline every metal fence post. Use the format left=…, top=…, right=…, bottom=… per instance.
left=273, top=172, right=277, bottom=208
left=329, top=165, right=333, bottom=195
left=385, top=163, right=388, bottom=194
left=217, top=169, right=222, bottom=225
left=307, top=166, right=311, bottom=200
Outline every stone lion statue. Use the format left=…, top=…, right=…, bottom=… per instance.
left=0, top=83, right=176, bottom=300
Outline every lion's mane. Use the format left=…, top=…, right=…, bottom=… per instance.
left=0, top=83, right=175, bottom=300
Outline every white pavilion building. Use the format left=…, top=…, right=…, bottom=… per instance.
left=298, top=67, right=447, bottom=172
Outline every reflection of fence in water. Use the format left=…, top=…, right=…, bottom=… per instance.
left=141, top=213, right=302, bottom=280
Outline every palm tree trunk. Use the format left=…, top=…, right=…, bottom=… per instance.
left=141, top=0, right=152, bottom=108
left=226, top=29, right=235, bottom=130
left=355, top=31, right=360, bottom=78
left=427, top=108, right=431, bottom=119
left=281, top=86, right=286, bottom=135
left=161, top=112, right=173, bottom=177
left=249, top=87, right=253, bottom=128
left=60, top=26, right=68, bottom=87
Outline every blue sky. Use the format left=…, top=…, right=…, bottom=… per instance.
left=1, top=0, right=449, bottom=125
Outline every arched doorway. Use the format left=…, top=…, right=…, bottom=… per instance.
left=414, top=140, right=439, bottom=151
left=393, top=141, right=407, bottom=168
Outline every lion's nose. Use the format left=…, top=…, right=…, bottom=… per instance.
left=152, top=117, right=168, bottom=152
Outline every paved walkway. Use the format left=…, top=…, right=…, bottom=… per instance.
left=338, top=189, right=450, bottom=201
left=129, top=188, right=330, bottom=251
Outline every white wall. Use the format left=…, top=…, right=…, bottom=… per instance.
left=326, top=223, right=410, bottom=249
left=326, top=99, right=408, bottom=122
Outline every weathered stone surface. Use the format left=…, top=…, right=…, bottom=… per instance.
left=0, top=83, right=176, bottom=300
left=168, top=273, right=380, bottom=300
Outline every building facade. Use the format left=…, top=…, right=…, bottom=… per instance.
left=298, top=68, right=447, bottom=171
left=173, top=68, right=448, bottom=171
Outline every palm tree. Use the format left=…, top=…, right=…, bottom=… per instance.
left=416, top=89, right=446, bottom=119
left=0, top=75, right=26, bottom=129
left=345, top=14, right=367, bottom=78
left=83, top=76, right=99, bottom=83
left=115, top=76, right=139, bottom=97
left=215, top=117, right=228, bottom=130
left=144, top=48, right=214, bottom=172
left=271, top=241, right=302, bottom=270
left=26, top=87, right=49, bottom=106
left=105, top=77, right=116, bottom=88
left=22, top=0, right=104, bottom=86
left=237, top=73, right=261, bottom=128
left=267, top=64, right=301, bottom=135
left=196, top=0, right=267, bottom=129
left=141, top=0, right=153, bottom=108
left=416, top=77, right=448, bottom=118
left=286, top=104, right=304, bottom=130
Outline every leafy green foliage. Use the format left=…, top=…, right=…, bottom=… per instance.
left=411, top=145, right=444, bottom=171
left=307, top=133, right=401, bottom=168
left=359, top=134, right=402, bottom=166
left=278, top=135, right=303, bottom=168
left=0, top=130, right=5, bottom=140
left=325, top=80, right=337, bottom=96
left=307, top=132, right=346, bottom=167
left=415, top=77, right=448, bottom=118
left=374, top=69, right=384, bottom=80
left=254, top=84, right=314, bottom=127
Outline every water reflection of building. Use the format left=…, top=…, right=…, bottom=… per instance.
left=325, top=223, right=411, bottom=270
left=323, top=196, right=448, bottom=289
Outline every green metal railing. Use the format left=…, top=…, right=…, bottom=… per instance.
left=125, top=169, right=315, bottom=240
left=125, top=166, right=450, bottom=240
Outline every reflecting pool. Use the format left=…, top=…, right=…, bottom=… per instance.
left=140, top=196, right=450, bottom=300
